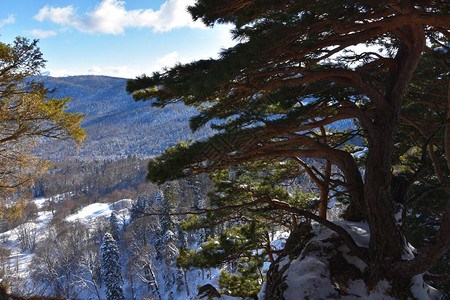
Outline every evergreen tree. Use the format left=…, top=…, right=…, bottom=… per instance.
left=130, top=196, right=147, bottom=221
left=101, top=233, right=125, bottom=300
left=0, top=37, right=85, bottom=218
left=176, top=223, right=187, bottom=249
left=127, top=0, right=449, bottom=297
left=160, top=184, right=176, bottom=233
left=109, top=211, right=120, bottom=242
left=178, top=222, right=269, bottom=298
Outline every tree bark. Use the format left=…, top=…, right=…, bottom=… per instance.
left=364, top=26, right=426, bottom=281
left=319, top=159, right=331, bottom=219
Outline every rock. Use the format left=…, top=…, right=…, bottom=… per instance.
left=197, top=284, right=221, bottom=299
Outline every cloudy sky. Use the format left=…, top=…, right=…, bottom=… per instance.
left=0, top=0, right=235, bottom=78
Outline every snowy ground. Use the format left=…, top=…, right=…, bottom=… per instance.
left=0, top=197, right=133, bottom=297
left=0, top=196, right=233, bottom=299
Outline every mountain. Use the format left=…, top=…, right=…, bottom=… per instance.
left=36, top=75, right=214, bottom=161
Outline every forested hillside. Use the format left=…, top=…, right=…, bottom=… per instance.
left=36, top=75, right=214, bottom=160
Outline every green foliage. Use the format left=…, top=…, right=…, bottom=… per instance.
left=0, top=37, right=85, bottom=218
left=179, top=222, right=264, bottom=266
left=175, top=160, right=320, bottom=295
left=218, top=262, right=262, bottom=298
left=128, top=0, right=449, bottom=290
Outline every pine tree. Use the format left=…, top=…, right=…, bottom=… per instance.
left=109, top=211, right=120, bottom=242
left=178, top=222, right=268, bottom=298
left=0, top=37, right=85, bottom=218
left=101, top=233, right=125, bottom=300
left=130, top=196, right=147, bottom=221
left=160, top=184, right=176, bottom=233
left=127, top=1, right=449, bottom=296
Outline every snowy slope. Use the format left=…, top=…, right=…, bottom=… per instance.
left=0, top=197, right=232, bottom=299
left=0, top=197, right=131, bottom=297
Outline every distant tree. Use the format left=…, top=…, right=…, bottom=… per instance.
left=0, top=37, right=85, bottom=218
left=123, top=217, right=162, bottom=299
left=160, top=185, right=176, bottom=233
left=78, top=241, right=103, bottom=300
left=127, top=0, right=449, bottom=297
left=30, top=221, right=90, bottom=299
left=109, top=211, right=120, bottom=242
left=130, top=196, right=147, bottom=221
left=101, top=233, right=125, bottom=300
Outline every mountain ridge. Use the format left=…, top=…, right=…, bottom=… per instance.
left=35, top=75, right=213, bottom=161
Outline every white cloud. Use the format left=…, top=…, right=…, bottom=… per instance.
left=88, top=66, right=103, bottom=74
left=34, top=0, right=205, bottom=35
left=28, top=29, right=57, bottom=38
left=157, top=51, right=180, bottom=69
left=86, top=65, right=143, bottom=78
left=34, top=5, right=77, bottom=24
left=0, top=14, right=15, bottom=28
left=47, top=51, right=189, bottom=78
left=45, top=68, right=73, bottom=77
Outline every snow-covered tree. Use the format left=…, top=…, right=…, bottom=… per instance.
left=160, top=185, right=175, bottom=233
left=130, top=196, right=147, bottom=221
left=109, top=211, right=120, bottom=242
left=100, top=233, right=125, bottom=300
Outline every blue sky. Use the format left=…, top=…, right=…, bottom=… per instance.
left=0, top=0, right=235, bottom=78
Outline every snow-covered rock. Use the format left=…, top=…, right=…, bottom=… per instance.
left=262, top=222, right=444, bottom=300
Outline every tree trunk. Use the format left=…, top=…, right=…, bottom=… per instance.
left=363, top=87, right=407, bottom=283
left=183, top=268, right=190, bottom=296
left=363, top=28, right=426, bottom=283
left=319, top=159, right=331, bottom=219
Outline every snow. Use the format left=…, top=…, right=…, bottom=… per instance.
left=36, top=211, right=52, bottom=222
left=334, top=220, right=370, bottom=247
left=338, top=245, right=367, bottom=272
left=65, top=201, right=130, bottom=224
left=402, top=240, right=417, bottom=260
left=410, top=275, right=443, bottom=300
left=257, top=282, right=267, bottom=300
left=277, top=256, right=290, bottom=271
left=274, top=221, right=445, bottom=300
left=192, top=294, right=241, bottom=300
left=347, top=279, right=396, bottom=300
left=0, top=196, right=134, bottom=297
left=352, top=148, right=368, bottom=159
left=270, top=231, right=289, bottom=251
left=66, top=203, right=112, bottom=222
left=283, top=249, right=338, bottom=299
left=31, top=197, right=47, bottom=209
left=0, top=203, right=55, bottom=291
left=394, top=204, right=404, bottom=226
left=0, top=195, right=232, bottom=299
left=111, top=198, right=133, bottom=210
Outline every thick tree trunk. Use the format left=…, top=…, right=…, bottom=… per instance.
left=364, top=29, right=426, bottom=282
left=365, top=149, right=406, bottom=281
left=364, top=99, right=405, bottom=280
